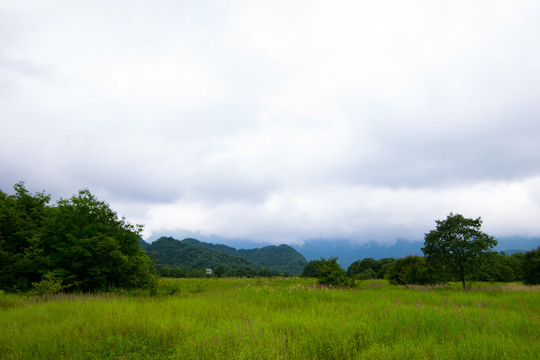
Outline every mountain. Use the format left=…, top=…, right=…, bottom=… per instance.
left=144, top=237, right=259, bottom=271
left=143, top=232, right=539, bottom=271
left=139, top=238, right=149, bottom=249
left=236, top=245, right=308, bottom=275
left=143, top=237, right=308, bottom=274
left=293, top=236, right=540, bottom=269
left=293, top=239, right=424, bottom=268
left=181, top=238, right=307, bottom=274
left=182, top=238, right=238, bottom=256
left=499, top=249, right=526, bottom=256
left=495, top=237, right=540, bottom=252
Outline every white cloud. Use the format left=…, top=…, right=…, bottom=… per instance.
left=1, top=0, right=540, bottom=245
left=140, top=177, right=540, bottom=244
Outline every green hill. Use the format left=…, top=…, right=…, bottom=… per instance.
left=144, top=237, right=259, bottom=271
left=182, top=238, right=238, bottom=256
left=177, top=238, right=307, bottom=274
left=237, top=245, right=308, bottom=274
left=139, top=239, right=149, bottom=249
left=143, top=237, right=308, bottom=275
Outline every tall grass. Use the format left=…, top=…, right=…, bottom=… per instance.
left=1, top=279, right=538, bottom=359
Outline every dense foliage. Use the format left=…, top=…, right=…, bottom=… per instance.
left=386, top=256, right=434, bottom=285
left=301, top=257, right=352, bottom=286
left=316, top=257, right=350, bottom=286
left=347, top=257, right=396, bottom=279
left=301, top=259, right=320, bottom=277
left=468, top=251, right=523, bottom=282
left=0, top=183, right=156, bottom=292
left=422, top=213, right=497, bottom=289
left=521, top=247, right=540, bottom=285
left=303, top=250, right=530, bottom=287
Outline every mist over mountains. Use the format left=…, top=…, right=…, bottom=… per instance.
left=294, top=237, right=540, bottom=268
left=146, top=232, right=540, bottom=268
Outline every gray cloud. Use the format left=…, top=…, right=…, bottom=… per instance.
left=2, top=0, right=540, bottom=243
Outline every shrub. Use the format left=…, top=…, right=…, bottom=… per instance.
left=316, top=257, right=354, bottom=287
left=31, top=273, right=65, bottom=295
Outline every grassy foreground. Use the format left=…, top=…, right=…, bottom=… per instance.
left=1, top=278, right=539, bottom=360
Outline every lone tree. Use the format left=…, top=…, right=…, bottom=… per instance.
left=302, top=257, right=353, bottom=286
left=316, top=257, right=348, bottom=286
left=422, top=213, right=497, bottom=289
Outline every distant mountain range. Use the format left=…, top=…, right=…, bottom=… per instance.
left=293, top=237, right=540, bottom=268
left=140, top=237, right=308, bottom=275
left=143, top=233, right=539, bottom=270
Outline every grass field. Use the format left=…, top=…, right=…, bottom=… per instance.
left=1, top=278, right=539, bottom=359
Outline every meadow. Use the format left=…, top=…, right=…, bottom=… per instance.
left=1, top=278, right=539, bottom=360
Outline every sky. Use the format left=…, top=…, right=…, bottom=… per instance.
left=1, top=0, right=540, bottom=246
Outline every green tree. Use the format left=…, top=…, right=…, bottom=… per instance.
left=386, top=255, right=432, bottom=285
left=42, top=189, right=156, bottom=291
left=508, top=252, right=524, bottom=281
left=257, top=267, right=273, bottom=277
left=377, top=258, right=397, bottom=279
left=0, top=183, right=156, bottom=292
left=422, top=213, right=497, bottom=289
left=0, top=183, right=52, bottom=291
left=157, top=265, right=187, bottom=278
left=316, top=257, right=351, bottom=286
left=521, top=247, right=540, bottom=285
left=468, top=251, right=517, bottom=282
left=214, top=265, right=227, bottom=278
left=301, top=260, right=319, bottom=277
left=347, top=258, right=380, bottom=279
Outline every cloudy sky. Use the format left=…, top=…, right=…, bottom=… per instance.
left=2, top=0, right=540, bottom=245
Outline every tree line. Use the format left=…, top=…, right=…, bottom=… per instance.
left=304, top=214, right=540, bottom=288
left=1, top=182, right=539, bottom=294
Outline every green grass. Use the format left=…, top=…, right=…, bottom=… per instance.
left=1, top=279, right=539, bottom=359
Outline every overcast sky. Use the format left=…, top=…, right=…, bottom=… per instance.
left=2, top=0, right=540, bottom=245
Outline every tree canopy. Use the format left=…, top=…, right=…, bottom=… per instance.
left=422, top=213, right=497, bottom=289
left=0, top=182, right=156, bottom=293
left=347, top=257, right=396, bottom=280
left=521, top=247, right=540, bottom=285
left=301, top=257, right=353, bottom=286
left=386, top=255, right=433, bottom=285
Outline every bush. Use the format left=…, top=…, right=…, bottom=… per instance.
left=31, top=273, right=65, bottom=295
left=315, top=257, right=354, bottom=287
